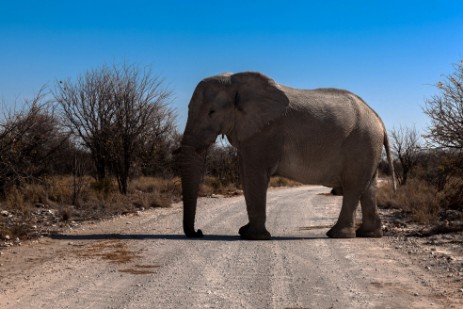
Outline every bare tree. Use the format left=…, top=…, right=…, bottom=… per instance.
left=137, top=105, right=179, bottom=177
left=54, top=64, right=173, bottom=194
left=109, top=65, right=173, bottom=194
left=390, top=126, right=421, bottom=185
left=424, top=60, right=463, bottom=149
left=205, top=140, right=240, bottom=186
left=0, top=91, right=69, bottom=195
left=55, top=67, right=115, bottom=181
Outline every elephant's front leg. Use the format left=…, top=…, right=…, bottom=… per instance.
left=238, top=153, right=272, bottom=240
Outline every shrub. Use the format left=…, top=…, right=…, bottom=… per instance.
left=90, top=178, right=117, bottom=199
left=196, top=176, right=241, bottom=196
left=5, top=186, right=26, bottom=211
left=0, top=95, right=70, bottom=196
left=0, top=175, right=183, bottom=242
left=20, top=183, right=48, bottom=204
left=378, top=179, right=440, bottom=224
left=205, top=144, right=240, bottom=187
left=131, top=176, right=180, bottom=193
left=146, top=193, right=172, bottom=208
left=439, top=177, right=463, bottom=211
left=269, top=177, right=302, bottom=188
left=47, top=175, right=89, bottom=205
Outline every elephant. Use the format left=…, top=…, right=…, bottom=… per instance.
left=176, top=72, right=396, bottom=240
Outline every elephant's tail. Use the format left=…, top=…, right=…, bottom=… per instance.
left=383, top=132, right=397, bottom=191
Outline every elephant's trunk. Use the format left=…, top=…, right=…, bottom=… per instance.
left=177, top=145, right=206, bottom=238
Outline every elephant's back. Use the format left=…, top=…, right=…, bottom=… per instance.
left=283, top=86, right=384, bottom=135
left=276, top=86, right=385, bottom=185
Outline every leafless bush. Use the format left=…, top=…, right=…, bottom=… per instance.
left=205, top=141, right=240, bottom=187
left=377, top=180, right=440, bottom=224
left=412, top=148, right=456, bottom=191
left=0, top=91, right=69, bottom=196
left=424, top=60, right=463, bottom=150
left=137, top=118, right=180, bottom=178
left=390, top=126, right=421, bottom=185
left=421, top=60, right=463, bottom=195
left=54, top=64, right=175, bottom=194
left=440, top=177, right=463, bottom=211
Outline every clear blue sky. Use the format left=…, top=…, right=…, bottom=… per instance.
left=1, top=0, right=462, bottom=134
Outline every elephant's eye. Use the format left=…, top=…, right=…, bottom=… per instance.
left=208, top=110, right=215, bottom=117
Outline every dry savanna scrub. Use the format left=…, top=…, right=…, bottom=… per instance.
left=0, top=176, right=180, bottom=242
left=377, top=179, right=441, bottom=225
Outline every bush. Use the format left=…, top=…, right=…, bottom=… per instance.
left=129, top=176, right=182, bottom=201
left=205, top=144, right=240, bottom=187
left=269, top=176, right=301, bottom=188
left=91, top=178, right=117, bottom=196
left=440, top=177, right=463, bottom=211
left=378, top=179, right=440, bottom=224
left=0, top=176, right=180, bottom=241
left=197, top=176, right=241, bottom=196
left=0, top=95, right=70, bottom=196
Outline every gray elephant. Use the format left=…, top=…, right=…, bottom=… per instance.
left=177, top=72, right=396, bottom=240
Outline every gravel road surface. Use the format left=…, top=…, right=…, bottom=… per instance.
left=0, top=186, right=461, bottom=308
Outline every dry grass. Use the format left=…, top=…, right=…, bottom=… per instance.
left=5, top=187, right=26, bottom=211
left=1, top=176, right=177, bottom=210
left=269, top=176, right=302, bottom=188
left=440, top=177, right=463, bottom=211
left=0, top=176, right=182, bottom=241
left=377, top=179, right=441, bottom=224
left=129, top=176, right=182, bottom=197
left=0, top=174, right=306, bottom=242
left=48, top=176, right=88, bottom=204
left=198, top=176, right=241, bottom=196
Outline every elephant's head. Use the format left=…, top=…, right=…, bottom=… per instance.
left=178, top=72, right=289, bottom=238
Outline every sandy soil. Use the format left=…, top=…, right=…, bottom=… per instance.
left=0, top=186, right=462, bottom=309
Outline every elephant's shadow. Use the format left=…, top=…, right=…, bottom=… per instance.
left=49, top=233, right=327, bottom=241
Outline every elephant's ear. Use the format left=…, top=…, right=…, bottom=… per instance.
left=231, top=72, right=289, bottom=142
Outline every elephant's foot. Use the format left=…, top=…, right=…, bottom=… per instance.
left=184, top=229, right=204, bottom=238
left=356, top=225, right=383, bottom=238
left=239, top=223, right=271, bottom=240
left=239, top=223, right=251, bottom=235
left=326, top=225, right=356, bottom=238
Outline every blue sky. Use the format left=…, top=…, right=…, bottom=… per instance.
left=1, top=0, right=462, bottom=133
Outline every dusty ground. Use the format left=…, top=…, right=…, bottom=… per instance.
left=0, top=186, right=462, bottom=309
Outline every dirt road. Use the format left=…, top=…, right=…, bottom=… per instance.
left=0, top=186, right=461, bottom=308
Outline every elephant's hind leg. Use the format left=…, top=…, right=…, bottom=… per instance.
left=326, top=193, right=359, bottom=238
left=356, top=180, right=383, bottom=238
